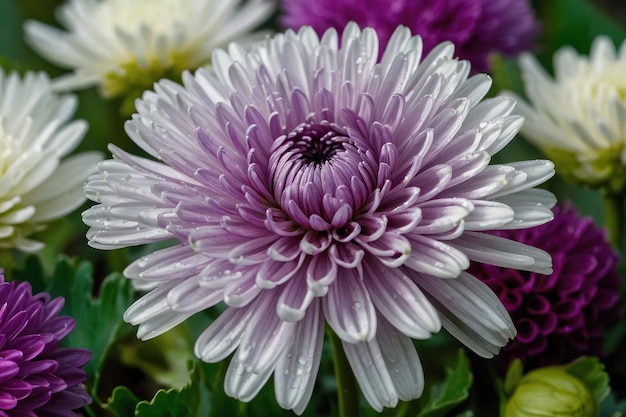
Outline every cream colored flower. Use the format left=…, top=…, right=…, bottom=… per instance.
left=0, top=70, right=101, bottom=252
left=506, top=36, right=626, bottom=193
left=24, top=0, right=273, bottom=101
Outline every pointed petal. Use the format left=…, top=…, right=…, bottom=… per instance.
left=404, top=234, right=469, bottom=278
left=450, top=231, right=552, bottom=273
left=237, top=296, right=294, bottom=374
left=323, top=268, right=376, bottom=343
left=342, top=335, right=397, bottom=412
left=418, top=272, right=516, bottom=358
left=277, top=272, right=315, bottom=322
left=275, top=300, right=324, bottom=414
left=195, top=307, right=252, bottom=362
left=376, top=320, right=425, bottom=401
left=167, top=276, right=224, bottom=313
left=364, top=261, right=440, bottom=339
left=124, top=245, right=209, bottom=281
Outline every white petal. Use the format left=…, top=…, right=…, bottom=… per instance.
left=124, top=281, right=192, bottom=340
left=323, top=267, right=377, bottom=343
left=342, top=337, right=397, bottom=412
left=376, top=321, right=425, bottom=401
left=364, top=261, right=441, bottom=339
left=404, top=234, right=469, bottom=278
left=418, top=271, right=516, bottom=357
left=462, top=200, right=515, bottom=230
left=450, top=231, right=552, bottom=274
left=275, top=300, right=324, bottom=414
left=487, top=160, right=555, bottom=199
left=166, top=276, right=224, bottom=314
left=195, top=307, right=252, bottom=362
left=22, top=151, right=101, bottom=205
left=124, top=245, right=210, bottom=281
left=224, top=354, right=276, bottom=402
left=236, top=296, right=294, bottom=374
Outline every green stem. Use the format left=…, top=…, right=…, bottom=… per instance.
left=328, top=327, right=359, bottom=417
left=604, top=192, right=624, bottom=250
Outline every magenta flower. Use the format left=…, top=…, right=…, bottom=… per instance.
left=83, top=24, right=555, bottom=413
left=470, top=204, right=622, bottom=368
left=0, top=274, right=92, bottom=417
left=281, top=0, right=539, bottom=72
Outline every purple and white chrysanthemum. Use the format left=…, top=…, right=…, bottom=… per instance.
left=83, top=24, right=555, bottom=413
left=0, top=273, right=92, bottom=416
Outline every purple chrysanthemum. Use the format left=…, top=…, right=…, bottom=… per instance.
left=470, top=204, right=622, bottom=368
left=281, top=0, right=539, bottom=72
left=83, top=24, right=556, bottom=413
left=0, top=274, right=92, bottom=417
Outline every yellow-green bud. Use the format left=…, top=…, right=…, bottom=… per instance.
left=505, top=367, right=596, bottom=417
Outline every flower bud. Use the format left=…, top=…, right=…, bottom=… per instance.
left=505, top=366, right=596, bottom=417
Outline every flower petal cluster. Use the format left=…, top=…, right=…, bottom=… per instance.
left=507, top=36, right=626, bottom=193
left=0, top=273, right=92, bottom=416
left=470, top=204, right=622, bottom=368
left=24, top=0, right=273, bottom=100
left=83, top=24, right=555, bottom=413
left=0, top=70, right=101, bottom=252
left=280, top=0, right=539, bottom=72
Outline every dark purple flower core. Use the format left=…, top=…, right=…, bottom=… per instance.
left=469, top=204, right=622, bottom=368
left=0, top=274, right=91, bottom=417
left=271, top=120, right=370, bottom=231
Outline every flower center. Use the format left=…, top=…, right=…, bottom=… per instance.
left=287, top=123, right=349, bottom=166
left=269, top=121, right=373, bottom=231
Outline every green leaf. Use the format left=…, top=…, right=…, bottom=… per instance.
left=135, top=361, right=206, bottom=417
left=104, top=386, right=141, bottom=417
left=45, top=257, right=134, bottom=393
left=417, top=349, right=473, bottom=417
left=564, top=357, right=611, bottom=404
left=600, top=392, right=626, bottom=417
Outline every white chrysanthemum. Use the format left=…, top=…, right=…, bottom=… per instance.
left=24, top=0, right=273, bottom=100
left=0, top=70, right=101, bottom=252
left=506, top=36, right=626, bottom=192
